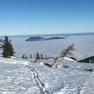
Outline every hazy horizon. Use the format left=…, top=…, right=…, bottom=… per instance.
left=0, top=32, right=94, bottom=37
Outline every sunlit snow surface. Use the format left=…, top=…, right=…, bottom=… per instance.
left=0, top=58, right=94, bottom=94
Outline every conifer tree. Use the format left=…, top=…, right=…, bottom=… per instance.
left=30, top=54, right=32, bottom=59
left=22, top=54, right=28, bottom=59
left=2, top=36, right=14, bottom=58
left=22, top=54, right=25, bottom=58
left=40, top=54, right=43, bottom=59
left=35, top=52, right=40, bottom=60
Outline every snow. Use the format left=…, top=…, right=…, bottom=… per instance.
left=0, top=57, right=94, bottom=94
left=0, top=57, right=29, bottom=65
left=63, top=57, right=77, bottom=62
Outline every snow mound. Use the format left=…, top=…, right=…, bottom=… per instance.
left=0, top=57, right=29, bottom=65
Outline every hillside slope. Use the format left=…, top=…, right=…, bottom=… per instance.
left=0, top=58, right=94, bottom=94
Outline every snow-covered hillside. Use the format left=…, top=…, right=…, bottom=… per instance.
left=0, top=58, right=94, bottom=94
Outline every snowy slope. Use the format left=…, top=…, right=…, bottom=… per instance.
left=0, top=58, right=94, bottom=94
